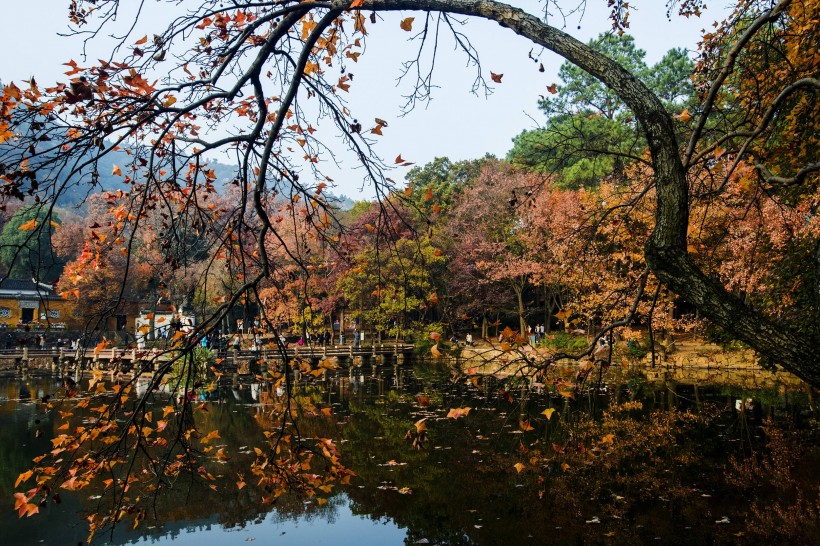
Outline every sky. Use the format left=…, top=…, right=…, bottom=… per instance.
left=2, top=1, right=728, bottom=198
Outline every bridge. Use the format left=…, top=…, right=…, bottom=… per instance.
left=0, top=342, right=416, bottom=376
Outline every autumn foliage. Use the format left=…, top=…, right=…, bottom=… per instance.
left=0, top=0, right=817, bottom=538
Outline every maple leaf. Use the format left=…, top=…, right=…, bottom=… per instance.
left=216, top=448, right=231, bottom=462
left=513, top=462, right=526, bottom=473
left=201, top=430, right=221, bottom=444
left=447, top=407, right=471, bottom=419
left=547, top=83, right=558, bottom=94
left=400, top=17, right=414, bottom=31
left=675, top=108, right=692, bottom=122
left=554, top=309, right=571, bottom=321
left=14, top=470, right=33, bottom=488
left=519, top=419, right=535, bottom=432
left=490, top=72, right=503, bottom=83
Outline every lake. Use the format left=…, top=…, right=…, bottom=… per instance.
left=0, top=361, right=818, bottom=545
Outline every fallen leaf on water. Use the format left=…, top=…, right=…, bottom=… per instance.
left=447, top=407, right=471, bottom=419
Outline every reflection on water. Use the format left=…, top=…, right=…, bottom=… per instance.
left=0, top=363, right=817, bottom=545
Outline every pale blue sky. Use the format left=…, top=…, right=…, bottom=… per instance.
left=3, top=1, right=726, bottom=197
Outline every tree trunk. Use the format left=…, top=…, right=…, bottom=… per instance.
left=514, top=283, right=526, bottom=335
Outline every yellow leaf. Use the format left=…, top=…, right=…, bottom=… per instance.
left=18, top=219, right=37, bottom=231
left=513, top=462, right=525, bottom=473
left=541, top=408, right=556, bottom=420
left=400, top=17, right=414, bottom=31
left=561, top=462, right=571, bottom=472
left=601, top=433, right=615, bottom=445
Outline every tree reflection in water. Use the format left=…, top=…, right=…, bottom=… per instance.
left=0, top=362, right=817, bottom=545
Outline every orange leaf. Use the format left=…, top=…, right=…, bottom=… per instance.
left=400, top=17, right=414, bottom=31
left=94, top=340, right=109, bottom=356
left=135, top=35, right=148, bottom=45
left=490, top=72, right=503, bottom=83
left=15, top=470, right=33, bottom=488
left=519, top=419, right=534, bottom=432
left=112, top=164, right=122, bottom=176
left=446, top=407, right=471, bottom=419
left=18, top=219, right=37, bottom=231
left=675, top=108, right=692, bottom=123
left=350, top=0, right=365, bottom=7
left=513, top=462, right=525, bottom=473
left=547, top=83, right=558, bottom=94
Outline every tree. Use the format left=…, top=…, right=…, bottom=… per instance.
left=508, top=33, right=694, bottom=188
left=448, top=160, right=542, bottom=334
left=0, top=205, right=63, bottom=282
left=2, top=0, right=818, bottom=537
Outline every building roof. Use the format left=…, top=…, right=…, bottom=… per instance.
left=0, top=278, right=62, bottom=299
